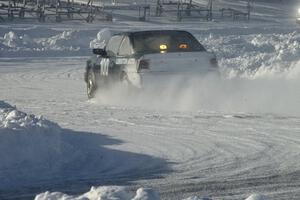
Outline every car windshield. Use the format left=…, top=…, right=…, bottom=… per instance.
left=130, top=31, right=206, bottom=54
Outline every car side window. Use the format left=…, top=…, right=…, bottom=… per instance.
left=118, top=36, right=133, bottom=56
left=106, top=35, right=124, bottom=57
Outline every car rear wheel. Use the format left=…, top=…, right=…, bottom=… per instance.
left=87, top=70, right=97, bottom=99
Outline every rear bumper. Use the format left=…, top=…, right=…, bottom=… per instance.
left=138, top=69, right=220, bottom=89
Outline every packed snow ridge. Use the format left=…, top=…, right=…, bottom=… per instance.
left=35, top=186, right=161, bottom=200
left=35, top=186, right=268, bottom=200
left=0, top=30, right=85, bottom=56
left=0, top=100, right=60, bottom=131
left=199, top=31, right=300, bottom=79
left=0, top=101, right=64, bottom=188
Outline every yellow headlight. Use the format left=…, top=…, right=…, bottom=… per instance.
left=160, top=44, right=167, bottom=50
left=298, top=8, right=300, bottom=14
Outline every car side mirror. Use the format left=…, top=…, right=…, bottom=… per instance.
left=93, top=48, right=107, bottom=56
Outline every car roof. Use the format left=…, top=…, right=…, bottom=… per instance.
left=115, top=30, right=192, bottom=37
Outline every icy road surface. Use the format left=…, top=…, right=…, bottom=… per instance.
left=1, top=2, right=300, bottom=197
left=0, top=53, right=300, bottom=200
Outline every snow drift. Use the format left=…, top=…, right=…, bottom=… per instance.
left=35, top=186, right=160, bottom=200
left=0, top=100, right=62, bottom=173
left=35, top=186, right=267, bottom=200
left=0, top=29, right=91, bottom=57
left=0, top=100, right=60, bottom=131
left=0, top=100, right=65, bottom=189
left=0, top=101, right=168, bottom=193
left=198, top=30, right=300, bottom=79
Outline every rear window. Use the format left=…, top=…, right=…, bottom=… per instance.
left=130, top=31, right=206, bottom=54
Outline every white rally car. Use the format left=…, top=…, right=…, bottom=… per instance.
left=84, top=30, right=219, bottom=99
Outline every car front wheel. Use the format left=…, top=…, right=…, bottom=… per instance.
left=87, top=70, right=97, bottom=99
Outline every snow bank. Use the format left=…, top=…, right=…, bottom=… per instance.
left=35, top=186, right=268, bottom=200
left=0, top=27, right=116, bottom=56
left=0, top=29, right=91, bottom=56
left=2, top=31, right=33, bottom=48
left=0, top=100, right=62, bottom=168
left=199, top=31, right=300, bottom=79
left=0, top=101, right=170, bottom=194
left=35, top=186, right=160, bottom=200
left=182, top=197, right=212, bottom=200
left=0, top=101, right=65, bottom=187
left=0, top=100, right=60, bottom=131
left=0, top=101, right=95, bottom=189
left=37, top=30, right=81, bottom=51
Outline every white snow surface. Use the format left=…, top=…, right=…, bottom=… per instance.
left=0, top=28, right=91, bottom=57
left=244, top=194, right=268, bottom=200
left=0, top=101, right=60, bottom=131
left=0, top=101, right=63, bottom=175
left=1, top=0, right=300, bottom=200
left=35, top=186, right=160, bottom=200
left=0, top=100, right=266, bottom=200
left=34, top=186, right=262, bottom=200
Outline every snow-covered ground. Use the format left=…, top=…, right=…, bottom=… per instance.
left=1, top=0, right=300, bottom=200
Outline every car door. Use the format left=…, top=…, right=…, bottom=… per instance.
left=100, top=35, right=124, bottom=76
left=116, top=36, right=141, bottom=86
left=116, top=36, right=135, bottom=71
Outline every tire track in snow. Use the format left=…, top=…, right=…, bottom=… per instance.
left=1, top=58, right=300, bottom=200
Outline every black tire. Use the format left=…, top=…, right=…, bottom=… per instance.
left=87, top=70, right=97, bottom=99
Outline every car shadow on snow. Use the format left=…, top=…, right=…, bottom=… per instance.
left=0, top=128, right=171, bottom=200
